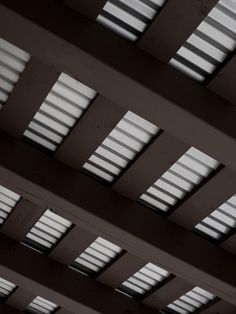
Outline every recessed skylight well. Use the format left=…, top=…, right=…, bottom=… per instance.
left=83, top=111, right=159, bottom=183
left=195, top=194, right=236, bottom=240
left=139, top=147, right=219, bottom=213
left=119, top=262, right=170, bottom=298
left=0, top=277, right=16, bottom=300
left=71, top=237, right=123, bottom=276
left=23, top=209, right=72, bottom=253
left=0, top=184, right=21, bottom=226
left=169, top=0, right=236, bottom=82
left=97, top=0, right=167, bottom=41
left=23, top=73, right=97, bottom=152
left=26, top=296, right=59, bottom=314
left=0, top=37, right=30, bottom=110
left=165, top=287, right=215, bottom=314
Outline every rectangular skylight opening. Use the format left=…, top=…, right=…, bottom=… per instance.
left=119, top=262, right=170, bottom=298
left=97, top=0, right=167, bottom=41
left=26, top=296, right=59, bottom=314
left=165, top=287, right=215, bottom=314
left=195, top=194, right=236, bottom=240
left=23, top=209, right=73, bottom=253
left=0, top=277, right=16, bottom=300
left=71, top=237, right=123, bottom=276
left=139, top=147, right=220, bottom=213
left=169, top=0, right=236, bottom=82
left=23, top=73, right=97, bottom=152
left=83, top=111, right=160, bottom=183
left=0, top=184, right=21, bottom=226
left=0, top=37, right=30, bottom=111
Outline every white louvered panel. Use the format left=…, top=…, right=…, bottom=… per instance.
left=26, top=296, right=58, bottom=314
left=83, top=111, right=159, bottom=183
left=0, top=277, right=16, bottom=300
left=169, top=0, right=236, bottom=82
left=24, top=73, right=97, bottom=151
left=0, top=184, right=21, bottom=225
left=195, top=194, right=236, bottom=240
left=120, top=262, right=170, bottom=297
left=165, top=287, right=215, bottom=314
left=23, top=209, right=72, bottom=253
left=0, top=37, right=30, bottom=110
left=72, top=237, right=122, bottom=275
left=139, top=147, right=219, bottom=213
left=97, top=0, right=167, bottom=41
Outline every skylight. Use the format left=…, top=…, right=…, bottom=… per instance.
left=97, top=0, right=167, bottom=41
left=139, top=147, right=219, bottom=213
left=119, top=262, right=170, bottom=298
left=23, top=73, right=97, bottom=151
left=0, top=277, right=16, bottom=300
left=23, top=209, right=72, bottom=253
left=0, top=37, right=30, bottom=110
left=83, top=111, right=159, bottom=183
left=195, top=194, right=236, bottom=240
left=169, top=0, right=236, bottom=82
left=71, top=237, right=123, bottom=276
left=165, top=287, right=215, bottom=314
left=0, top=184, right=21, bottom=226
left=26, top=296, right=59, bottom=314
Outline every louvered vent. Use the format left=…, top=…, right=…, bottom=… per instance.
left=170, top=0, right=236, bottom=82
left=23, top=73, right=97, bottom=151
left=195, top=194, right=236, bottom=240
left=0, top=277, right=16, bottom=300
left=26, top=296, right=59, bottom=314
left=0, top=184, right=21, bottom=226
left=97, top=0, right=167, bottom=41
left=23, top=209, right=72, bottom=253
left=71, top=237, right=123, bottom=276
left=120, top=263, right=170, bottom=298
left=139, top=147, right=219, bottom=213
left=0, top=37, right=30, bottom=110
left=83, top=111, right=159, bottom=183
left=165, top=287, right=215, bottom=314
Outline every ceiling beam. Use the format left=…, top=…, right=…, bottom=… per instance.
left=0, top=198, right=46, bottom=242
left=1, top=1, right=236, bottom=171
left=0, top=303, right=21, bottom=314
left=1, top=134, right=236, bottom=304
left=56, top=96, right=126, bottom=169
left=6, top=288, right=35, bottom=311
left=169, top=167, right=236, bottom=229
left=143, top=277, right=193, bottom=310
left=64, top=0, right=106, bottom=20
left=0, top=57, right=59, bottom=138
left=138, top=0, right=218, bottom=62
left=200, top=300, right=236, bottom=314
left=0, top=234, right=158, bottom=314
left=113, top=133, right=188, bottom=199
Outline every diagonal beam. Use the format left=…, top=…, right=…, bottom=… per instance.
left=0, top=57, right=59, bottom=138
left=6, top=288, right=35, bottom=311
left=0, top=234, right=158, bottom=314
left=1, top=134, right=236, bottom=304
left=143, top=277, right=194, bottom=310
left=113, top=133, right=188, bottom=199
left=97, top=253, right=146, bottom=288
left=208, top=56, right=236, bottom=105
left=169, top=167, right=236, bottom=229
left=50, top=226, right=97, bottom=265
left=1, top=1, right=236, bottom=171
left=200, top=300, right=236, bottom=314
left=56, top=96, right=126, bottom=169
left=0, top=198, right=46, bottom=242
left=138, top=0, right=218, bottom=62
left=64, top=0, right=106, bottom=20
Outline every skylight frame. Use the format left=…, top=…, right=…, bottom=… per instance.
left=83, top=110, right=160, bottom=183
left=26, top=296, right=59, bottom=314
left=139, top=147, right=220, bottom=214
left=0, top=184, right=21, bottom=226
left=23, top=73, right=97, bottom=152
left=0, top=277, right=17, bottom=301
